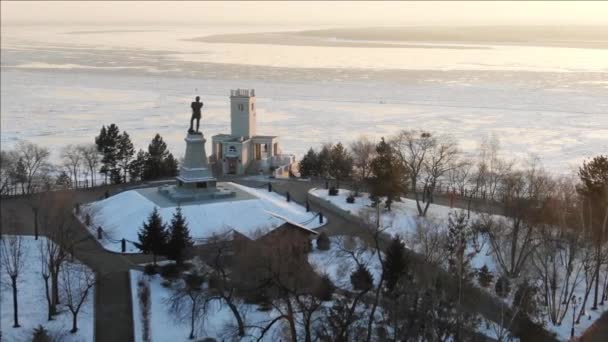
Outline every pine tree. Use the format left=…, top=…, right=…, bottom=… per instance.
left=166, top=207, right=193, bottom=265
left=369, top=137, right=408, bottom=211
left=95, top=124, right=121, bottom=184
left=299, top=148, right=318, bottom=178
left=117, top=131, right=135, bottom=183
left=477, top=264, right=493, bottom=288
left=351, top=264, right=373, bottom=292
left=316, top=232, right=330, bottom=251
left=143, top=134, right=169, bottom=180
left=162, top=153, right=179, bottom=178
left=384, top=236, right=408, bottom=293
left=129, top=149, right=148, bottom=182
left=55, top=171, right=72, bottom=189
left=329, top=142, right=353, bottom=188
left=316, top=145, right=332, bottom=180
left=137, top=208, right=168, bottom=265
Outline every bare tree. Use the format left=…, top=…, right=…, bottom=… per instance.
left=391, top=130, right=435, bottom=216
left=204, top=234, right=247, bottom=337
left=61, top=144, right=83, bottom=189
left=39, top=239, right=54, bottom=321
left=39, top=195, right=78, bottom=308
left=0, top=150, right=17, bottom=195
left=391, top=130, right=459, bottom=216
left=11, top=140, right=52, bottom=194
left=350, top=136, right=376, bottom=193
left=420, top=135, right=459, bottom=216
left=412, top=218, right=449, bottom=266
left=446, top=157, right=474, bottom=197
left=78, top=144, right=101, bottom=187
left=60, top=262, right=95, bottom=333
left=1, top=234, right=27, bottom=327
left=532, top=226, right=584, bottom=325
left=166, top=271, right=208, bottom=340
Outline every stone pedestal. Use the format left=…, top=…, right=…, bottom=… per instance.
left=157, top=131, right=235, bottom=203
left=176, top=133, right=216, bottom=189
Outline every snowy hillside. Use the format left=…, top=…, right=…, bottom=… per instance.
left=309, top=188, right=608, bottom=340
left=84, top=183, right=324, bottom=253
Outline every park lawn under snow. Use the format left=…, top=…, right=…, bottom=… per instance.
left=0, top=236, right=94, bottom=342
left=308, top=236, right=382, bottom=291
left=309, top=188, right=607, bottom=340
left=84, top=182, right=323, bottom=253
left=130, top=269, right=288, bottom=342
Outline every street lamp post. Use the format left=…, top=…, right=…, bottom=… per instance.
left=571, top=296, right=578, bottom=339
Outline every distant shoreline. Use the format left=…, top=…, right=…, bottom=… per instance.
left=191, top=26, right=608, bottom=50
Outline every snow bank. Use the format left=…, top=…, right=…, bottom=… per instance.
left=0, top=236, right=94, bottom=342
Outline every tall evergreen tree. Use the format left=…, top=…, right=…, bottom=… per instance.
left=129, top=149, right=148, bottom=182
left=143, top=134, right=170, bottom=180
left=329, top=142, right=353, bottom=188
left=299, top=148, right=318, bottom=178
left=162, top=153, right=179, bottom=178
left=117, top=131, right=135, bottom=183
left=369, top=138, right=408, bottom=211
left=383, top=236, right=408, bottom=293
left=95, top=124, right=121, bottom=184
left=166, top=207, right=193, bottom=265
left=316, top=144, right=332, bottom=180
left=137, top=208, right=168, bottom=265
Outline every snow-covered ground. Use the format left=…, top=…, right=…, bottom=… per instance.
left=309, top=188, right=608, bottom=340
left=0, top=236, right=94, bottom=342
left=130, top=269, right=285, bottom=341
left=308, top=235, right=382, bottom=291
left=84, top=182, right=324, bottom=253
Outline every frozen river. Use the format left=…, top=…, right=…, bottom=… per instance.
left=1, top=24, right=607, bottom=171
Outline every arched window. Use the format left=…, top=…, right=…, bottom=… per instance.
left=228, top=146, right=236, bottom=153
left=238, top=104, right=244, bottom=111
left=251, top=103, right=255, bottom=111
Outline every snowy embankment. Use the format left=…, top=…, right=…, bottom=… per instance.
left=309, top=188, right=607, bottom=340
left=130, top=269, right=284, bottom=341
left=0, top=236, right=94, bottom=342
left=84, top=182, right=324, bottom=253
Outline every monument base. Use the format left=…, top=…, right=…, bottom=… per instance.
left=157, top=183, right=236, bottom=203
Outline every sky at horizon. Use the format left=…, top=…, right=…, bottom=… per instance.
left=2, top=1, right=608, bottom=27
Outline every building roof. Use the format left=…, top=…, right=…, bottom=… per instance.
left=265, top=211, right=320, bottom=236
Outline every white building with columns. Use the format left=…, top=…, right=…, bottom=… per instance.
left=211, top=89, right=294, bottom=176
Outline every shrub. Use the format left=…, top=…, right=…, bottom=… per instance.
left=32, top=325, right=51, bottom=342
left=477, top=265, right=493, bottom=288
left=495, top=276, right=511, bottom=298
left=346, top=194, right=355, bottom=203
left=315, top=274, right=335, bottom=301
left=143, top=264, right=158, bottom=275
left=328, top=187, right=339, bottom=196
left=160, top=263, right=180, bottom=280
left=351, top=264, right=373, bottom=292
left=513, top=282, right=540, bottom=320
left=317, top=232, right=331, bottom=251
left=184, top=273, right=205, bottom=290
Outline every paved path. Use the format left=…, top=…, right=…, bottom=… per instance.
left=580, top=311, right=608, bottom=342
